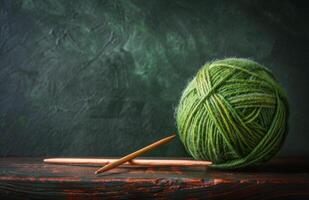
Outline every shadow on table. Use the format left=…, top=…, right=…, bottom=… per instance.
left=210, top=156, right=309, bottom=173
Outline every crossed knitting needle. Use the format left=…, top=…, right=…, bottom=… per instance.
left=44, top=133, right=212, bottom=175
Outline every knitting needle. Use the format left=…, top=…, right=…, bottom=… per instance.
left=95, top=134, right=176, bottom=174
left=43, top=158, right=212, bottom=166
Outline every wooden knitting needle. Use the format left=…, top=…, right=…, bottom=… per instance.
left=44, top=158, right=212, bottom=166
left=95, top=134, right=176, bottom=174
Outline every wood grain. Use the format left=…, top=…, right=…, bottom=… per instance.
left=0, top=157, right=309, bottom=199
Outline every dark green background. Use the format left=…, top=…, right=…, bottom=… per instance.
left=0, top=0, right=308, bottom=157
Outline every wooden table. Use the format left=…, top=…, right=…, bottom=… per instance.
left=0, top=157, right=308, bottom=199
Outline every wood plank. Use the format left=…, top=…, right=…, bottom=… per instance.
left=0, top=157, right=309, bottom=199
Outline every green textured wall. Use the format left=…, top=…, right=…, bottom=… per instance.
left=0, top=0, right=308, bottom=157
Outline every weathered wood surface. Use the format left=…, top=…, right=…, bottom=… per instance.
left=0, top=157, right=309, bottom=199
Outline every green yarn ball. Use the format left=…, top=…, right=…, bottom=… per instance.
left=176, top=58, right=289, bottom=169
